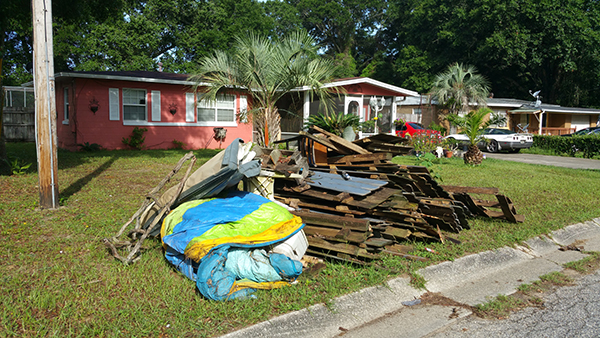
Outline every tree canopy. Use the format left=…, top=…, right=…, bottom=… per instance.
left=190, top=31, right=338, bottom=147
left=3, top=0, right=600, bottom=107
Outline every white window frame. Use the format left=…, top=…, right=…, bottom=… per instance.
left=63, top=87, right=69, bottom=125
left=196, top=94, right=237, bottom=127
left=122, top=88, right=147, bottom=122
left=412, top=108, right=422, bottom=115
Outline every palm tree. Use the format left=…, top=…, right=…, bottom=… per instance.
left=430, top=63, right=490, bottom=122
left=189, top=31, right=338, bottom=147
left=447, top=108, right=495, bottom=165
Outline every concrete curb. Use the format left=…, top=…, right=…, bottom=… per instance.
left=220, top=220, right=600, bottom=338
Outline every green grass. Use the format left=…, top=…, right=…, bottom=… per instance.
left=564, top=251, right=600, bottom=273
left=2, top=145, right=600, bottom=337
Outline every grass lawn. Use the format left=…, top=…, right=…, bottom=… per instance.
left=2, top=143, right=600, bottom=337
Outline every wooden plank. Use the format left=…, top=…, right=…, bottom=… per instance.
left=311, top=125, right=371, bottom=154
left=473, top=199, right=501, bottom=208
left=275, top=197, right=366, bottom=216
left=303, top=226, right=368, bottom=244
left=441, top=185, right=500, bottom=195
left=327, top=152, right=392, bottom=164
left=363, top=238, right=394, bottom=247
left=298, top=131, right=345, bottom=153
left=351, top=187, right=402, bottom=209
left=292, top=210, right=370, bottom=231
left=382, top=227, right=412, bottom=240
left=496, top=194, right=525, bottom=223
left=308, top=237, right=378, bottom=260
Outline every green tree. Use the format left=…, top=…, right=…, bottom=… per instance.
left=430, top=63, right=490, bottom=117
left=386, top=0, right=600, bottom=107
left=54, top=0, right=274, bottom=74
left=446, top=108, right=493, bottom=165
left=190, top=30, right=338, bottom=147
left=263, top=0, right=388, bottom=78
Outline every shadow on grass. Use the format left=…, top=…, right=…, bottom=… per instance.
left=5, top=142, right=222, bottom=172
left=59, top=156, right=117, bottom=203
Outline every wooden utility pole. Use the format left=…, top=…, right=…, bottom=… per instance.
left=32, top=0, right=59, bottom=209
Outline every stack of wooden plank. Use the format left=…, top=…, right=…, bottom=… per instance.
left=264, top=129, right=524, bottom=264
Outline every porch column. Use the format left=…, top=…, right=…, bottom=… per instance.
left=539, top=110, right=544, bottom=135
left=303, top=91, right=310, bottom=130
left=392, top=96, right=398, bottom=135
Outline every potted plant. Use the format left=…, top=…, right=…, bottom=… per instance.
left=305, top=112, right=360, bottom=140
left=442, top=137, right=460, bottom=157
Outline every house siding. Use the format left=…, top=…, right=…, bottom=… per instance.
left=55, top=77, right=252, bottom=151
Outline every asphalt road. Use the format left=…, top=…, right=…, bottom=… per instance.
left=427, top=269, right=600, bottom=338
left=483, top=152, right=600, bottom=170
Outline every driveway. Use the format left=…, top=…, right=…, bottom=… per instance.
left=484, top=152, right=600, bottom=170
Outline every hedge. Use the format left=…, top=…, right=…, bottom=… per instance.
left=533, top=135, right=600, bottom=159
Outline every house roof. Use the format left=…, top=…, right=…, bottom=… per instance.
left=487, top=98, right=531, bottom=108
left=49, top=71, right=206, bottom=87
left=295, top=77, right=420, bottom=97
left=508, top=102, right=600, bottom=115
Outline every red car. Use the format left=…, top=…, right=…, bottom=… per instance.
left=395, top=122, right=441, bottom=138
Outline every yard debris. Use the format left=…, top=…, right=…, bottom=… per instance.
left=269, top=129, right=525, bottom=264
left=106, top=131, right=525, bottom=295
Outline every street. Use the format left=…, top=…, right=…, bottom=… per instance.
left=427, top=269, right=600, bottom=338
left=483, top=152, right=600, bottom=170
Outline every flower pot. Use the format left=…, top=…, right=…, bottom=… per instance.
left=342, top=126, right=356, bottom=141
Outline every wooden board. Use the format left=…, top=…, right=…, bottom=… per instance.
left=311, top=125, right=372, bottom=155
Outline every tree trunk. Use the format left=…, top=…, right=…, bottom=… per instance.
left=256, top=106, right=281, bottom=148
left=463, top=144, right=483, bottom=165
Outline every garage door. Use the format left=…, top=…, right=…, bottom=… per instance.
left=571, top=115, right=590, bottom=131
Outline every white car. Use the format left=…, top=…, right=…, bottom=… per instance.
left=445, top=128, right=533, bottom=153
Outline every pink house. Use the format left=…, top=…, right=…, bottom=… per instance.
left=54, top=71, right=252, bottom=151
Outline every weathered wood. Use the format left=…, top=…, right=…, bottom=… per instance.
left=292, top=210, right=371, bottom=231
left=473, top=199, right=501, bottom=208
left=302, top=226, right=369, bottom=244
left=327, top=152, right=392, bottom=164
left=363, top=237, right=394, bottom=247
left=496, top=194, right=525, bottom=223
left=33, top=0, right=59, bottom=209
left=275, top=197, right=366, bottom=216
left=104, top=152, right=197, bottom=264
left=381, top=227, right=412, bottom=240
left=308, top=237, right=378, bottom=260
left=311, top=125, right=372, bottom=154
left=298, top=131, right=345, bottom=153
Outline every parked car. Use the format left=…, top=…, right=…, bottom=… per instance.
left=395, top=122, right=441, bottom=138
left=560, top=126, right=600, bottom=136
left=445, top=128, right=533, bottom=153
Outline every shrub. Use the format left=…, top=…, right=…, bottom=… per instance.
left=533, top=134, right=600, bottom=158
left=533, top=135, right=600, bottom=158
left=171, top=139, right=186, bottom=150
left=305, top=112, right=360, bottom=136
left=4, top=156, right=32, bottom=175
left=77, top=142, right=103, bottom=152
left=122, top=127, right=148, bottom=150
left=410, top=129, right=443, bottom=154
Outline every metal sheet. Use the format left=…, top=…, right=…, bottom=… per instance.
left=307, top=171, right=388, bottom=196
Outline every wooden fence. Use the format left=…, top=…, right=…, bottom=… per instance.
left=2, top=107, right=35, bottom=142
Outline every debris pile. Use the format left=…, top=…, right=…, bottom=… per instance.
left=259, top=127, right=524, bottom=265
